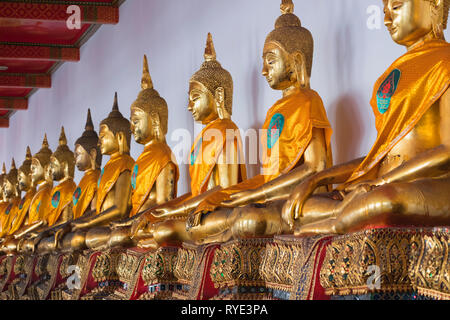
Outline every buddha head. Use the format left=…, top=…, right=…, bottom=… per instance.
left=130, top=55, right=168, bottom=145
left=189, top=33, right=233, bottom=124
left=3, top=159, right=19, bottom=200
left=75, top=109, right=102, bottom=172
left=31, top=134, right=53, bottom=186
left=18, top=146, right=33, bottom=192
left=383, top=0, right=448, bottom=47
left=0, top=163, right=6, bottom=202
left=99, top=93, right=131, bottom=156
left=50, top=127, right=75, bottom=181
left=262, top=0, right=313, bottom=90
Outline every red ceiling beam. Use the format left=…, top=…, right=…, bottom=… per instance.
left=0, top=43, right=79, bottom=62
left=0, top=98, right=28, bottom=110
left=0, top=73, right=51, bottom=89
left=0, top=117, right=9, bottom=128
left=0, top=2, right=119, bottom=24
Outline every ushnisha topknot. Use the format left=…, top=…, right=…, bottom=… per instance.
left=75, top=109, right=102, bottom=168
left=33, top=134, right=53, bottom=169
left=100, top=92, right=132, bottom=151
left=19, top=146, right=33, bottom=176
left=131, top=55, right=169, bottom=135
left=190, top=33, right=233, bottom=115
left=6, top=158, right=18, bottom=186
left=52, top=126, right=75, bottom=177
left=265, top=0, right=314, bottom=77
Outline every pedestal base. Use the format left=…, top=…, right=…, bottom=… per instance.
left=106, top=246, right=180, bottom=300
left=319, top=227, right=449, bottom=300
left=172, top=242, right=219, bottom=300
left=209, top=238, right=271, bottom=300
left=260, top=235, right=331, bottom=300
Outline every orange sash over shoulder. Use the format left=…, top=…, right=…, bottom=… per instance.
left=0, top=198, right=20, bottom=237
left=8, top=189, right=36, bottom=234
left=130, top=142, right=179, bottom=217
left=345, top=40, right=450, bottom=185
left=96, top=154, right=135, bottom=214
left=28, top=183, right=52, bottom=225
left=72, top=169, right=100, bottom=220
left=196, top=88, right=333, bottom=213
left=0, top=202, right=9, bottom=234
left=46, top=179, right=77, bottom=226
left=190, top=118, right=247, bottom=197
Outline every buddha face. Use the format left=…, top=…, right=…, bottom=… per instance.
left=383, top=0, right=434, bottom=46
left=75, top=144, right=92, bottom=172
left=31, top=158, right=45, bottom=185
left=18, top=170, right=31, bottom=192
left=262, top=41, right=296, bottom=90
left=130, top=107, right=152, bottom=144
left=99, top=124, right=120, bottom=155
left=50, top=156, right=64, bottom=181
left=3, top=179, right=14, bottom=199
left=188, top=81, right=218, bottom=124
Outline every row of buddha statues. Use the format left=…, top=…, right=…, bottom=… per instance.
left=0, top=0, right=448, bottom=261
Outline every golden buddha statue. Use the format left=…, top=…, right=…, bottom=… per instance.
left=0, top=164, right=8, bottom=235
left=42, top=127, right=77, bottom=228
left=72, top=109, right=102, bottom=220
left=0, top=148, right=36, bottom=254
left=54, top=93, right=135, bottom=252
left=129, top=34, right=248, bottom=249
left=33, top=111, right=102, bottom=253
left=175, top=0, right=333, bottom=244
left=13, top=136, right=53, bottom=254
left=76, top=54, right=181, bottom=250
left=283, top=0, right=450, bottom=235
left=0, top=159, right=22, bottom=240
left=14, top=136, right=53, bottom=238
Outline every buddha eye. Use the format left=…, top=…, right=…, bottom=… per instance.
left=392, top=2, right=403, bottom=10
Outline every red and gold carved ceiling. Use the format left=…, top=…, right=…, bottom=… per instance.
left=0, top=0, right=125, bottom=128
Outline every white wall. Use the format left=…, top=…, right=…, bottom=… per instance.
left=2, top=0, right=448, bottom=195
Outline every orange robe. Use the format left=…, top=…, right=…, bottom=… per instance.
left=189, top=118, right=247, bottom=197
left=72, top=169, right=101, bottom=220
left=8, top=188, right=36, bottom=235
left=155, top=118, right=248, bottom=216
left=196, top=88, right=333, bottom=213
left=0, top=198, right=21, bottom=237
left=343, top=40, right=450, bottom=186
left=96, top=154, right=135, bottom=214
left=28, top=183, right=52, bottom=225
left=130, top=142, right=179, bottom=217
left=0, top=202, right=9, bottom=234
left=46, top=179, right=77, bottom=227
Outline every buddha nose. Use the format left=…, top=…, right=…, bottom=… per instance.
left=262, top=65, right=268, bottom=77
left=384, top=11, right=393, bottom=28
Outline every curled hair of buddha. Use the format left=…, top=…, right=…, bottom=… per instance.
left=52, top=126, right=75, bottom=177
left=19, top=146, right=32, bottom=176
left=190, top=33, right=233, bottom=115
left=265, top=0, right=314, bottom=77
left=33, top=134, right=53, bottom=169
left=75, top=109, right=102, bottom=168
left=131, top=55, right=169, bottom=135
left=100, top=92, right=132, bottom=150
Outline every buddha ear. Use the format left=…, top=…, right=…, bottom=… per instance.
left=116, top=132, right=128, bottom=155
left=431, top=0, right=444, bottom=38
left=89, top=148, right=98, bottom=169
left=291, top=52, right=309, bottom=88
left=63, top=161, right=69, bottom=178
left=150, top=111, right=162, bottom=140
left=215, top=87, right=228, bottom=120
